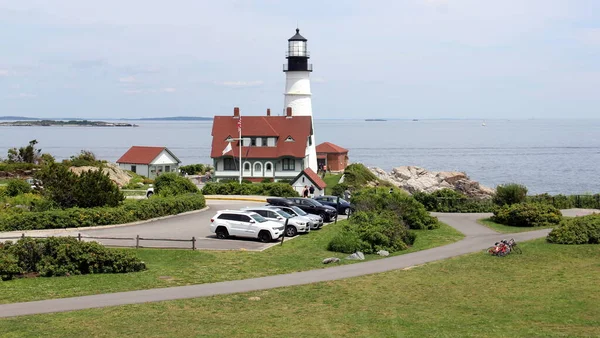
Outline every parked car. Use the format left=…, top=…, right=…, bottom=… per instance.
left=269, top=205, right=323, bottom=230
left=209, top=210, right=284, bottom=243
left=266, top=197, right=338, bottom=222
left=314, top=195, right=354, bottom=215
left=146, top=187, right=154, bottom=198
left=242, top=206, right=311, bottom=237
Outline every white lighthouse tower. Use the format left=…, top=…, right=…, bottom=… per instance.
left=283, top=28, right=318, bottom=172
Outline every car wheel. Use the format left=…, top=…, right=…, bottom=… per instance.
left=215, top=227, right=229, bottom=239
left=319, top=212, right=327, bottom=221
left=146, top=192, right=153, bottom=198
left=285, top=226, right=298, bottom=237
left=258, top=230, right=272, bottom=243
left=343, top=207, right=351, bottom=216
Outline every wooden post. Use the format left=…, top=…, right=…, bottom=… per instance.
left=280, top=218, right=289, bottom=246
left=136, top=235, right=140, bottom=249
left=192, top=236, right=196, bottom=250
left=335, top=196, right=340, bottom=224
left=78, top=233, right=82, bottom=242
left=21, top=233, right=25, bottom=239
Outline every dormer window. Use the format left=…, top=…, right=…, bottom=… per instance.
left=285, top=136, right=295, bottom=142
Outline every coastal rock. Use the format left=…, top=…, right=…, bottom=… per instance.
left=69, top=162, right=132, bottom=187
left=322, top=257, right=341, bottom=264
left=345, top=252, right=365, bottom=260
left=369, top=166, right=494, bottom=199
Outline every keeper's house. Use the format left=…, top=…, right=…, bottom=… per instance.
left=117, top=146, right=181, bottom=179
left=210, top=107, right=316, bottom=182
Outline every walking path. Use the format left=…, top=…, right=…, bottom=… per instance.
left=0, top=208, right=597, bottom=318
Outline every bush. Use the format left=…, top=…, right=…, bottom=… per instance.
left=343, top=163, right=378, bottom=189
left=62, top=150, right=104, bottom=167
left=547, top=214, right=600, bottom=245
left=0, top=194, right=206, bottom=231
left=493, top=183, right=528, bottom=206
left=5, top=179, right=31, bottom=197
left=73, top=169, right=124, bottom=208
left=331, top=182, right=349, bottom=198
left=35, top=162, right=79, bottom=208
left=201, top=182, right=298, bottom=197
left=413, top=189, right=496, bottom=213
left=0, top=251, right=21, bottom=281
left=492, top=203, right=562, bottom=227
left=154, top=173, right=198, bottom=197
left=179, top=164, right=208, bottom=175
left=0, top=193, right=55, bottom=213
left=351, top=187, right=439, bottom=230
left=0, top=237, right=146, bottom=280
left=327, top=211, right=416, bottom=254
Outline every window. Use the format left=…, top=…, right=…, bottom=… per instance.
left=262, top=138, right=268, bottom=146
left=265, top=163, right=272, bottom=171
left=244, top=163, right=250, bottom=171
left=224, top=158, right=237, bottom=171
left=254, top=162, right=262, bottom=175
left=282, top=158, right=295, bottom=171
left=251, top=138, right=256, bottom=146
left=131, top=165, right=137, bottom=173
left=165, top=165, right=171, bottom=172
left=285, top=136, right=294, bottom=142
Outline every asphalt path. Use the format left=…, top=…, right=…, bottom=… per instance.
left=0, top=209, right=597, bottom=318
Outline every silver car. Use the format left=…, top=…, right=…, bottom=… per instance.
left=269, top=205, right=323, bottom=230
left=242, top=206, right=310, bottom=237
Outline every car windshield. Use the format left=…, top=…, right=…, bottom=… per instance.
left=250, top=214, right=267, bottom=223
left=291, top=206, right=308, bottom=216
left=276, top=210, right=293, bottom=218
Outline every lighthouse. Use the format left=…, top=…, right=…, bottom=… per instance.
left=283, top=28, right=318, bottom=172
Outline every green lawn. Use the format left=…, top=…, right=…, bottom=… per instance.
left=323, top=173, right=343, bottom=195
left=478, top=217, right=557, bottom=233
left=2, top=239, right=598, bottom=337
left=0, top=220, right=463, bottom=304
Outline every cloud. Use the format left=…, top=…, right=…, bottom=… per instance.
left=217, top=80, right=264, bottom=87
left=162, top=87, right=176, bottom=93
left=123, top=89, right=143, bottom=94
left=312, top=77, right=326, bottom=83
left=71, top=59, right=106, bottom=69
left=18, top=93, right=36, bottom=98
left=575, top=28, right=600, bottom=46
left=119, top=76, right=136, bottom=83
left=123, top=88, right=176, bottom=94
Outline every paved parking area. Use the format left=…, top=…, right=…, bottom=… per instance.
left=0, top=199, right=344, bottom=251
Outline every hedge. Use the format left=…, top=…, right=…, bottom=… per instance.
left=413, top=189, right=496, bottom=213
left=0, top=237, right=146, bottom=280
left=491, top=203, right=562, bottom=228
left=0, top=194, right=206, bottom=231
left=201, top=182, right=298, bottom=197
left=547, top=214, right=600, bottom=245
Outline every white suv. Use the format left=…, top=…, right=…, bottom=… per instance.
left=210, top=210, right=283, bottom=243
left=242, top=206, right=311, bottom=237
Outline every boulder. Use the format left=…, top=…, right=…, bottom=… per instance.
left=322, top=257, right=341, bottom=264
left=369, top=166, right=494, bottom=199
left=69, top=162, right=133, bottom=187
left=377, top=250, right=390, bottom=257
left=345, top=252, right=365, bottom=260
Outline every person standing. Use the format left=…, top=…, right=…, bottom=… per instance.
left=309, top=185, right=315, bottom=198
left=302, top=185, right=309, bottom=198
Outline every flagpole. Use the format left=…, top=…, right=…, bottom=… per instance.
left=238, top=118, right=242, bottom=184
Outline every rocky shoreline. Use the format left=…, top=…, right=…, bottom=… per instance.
left=369, top=166, right=495, bottom=199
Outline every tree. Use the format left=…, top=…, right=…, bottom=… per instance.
left=493, top=183, right=528, bottom=206
left=73, top=169, right=124, bottom=208
left=154, top=173, right=198, bottom=197
left=35, top=163, right=78, bottom=208
left=7, top=140, right=42, bottom=164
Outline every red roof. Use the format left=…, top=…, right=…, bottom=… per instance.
left=211, top=115, right=313, bottom=159
left=117, top=146, right=180, bottom=165
left=316, top=142, right=348, bottom=154
left=296, top=168, right=327, bottom=189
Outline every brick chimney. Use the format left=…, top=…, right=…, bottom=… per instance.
left=266, top=108, right=271, bottom=116
left=286, top=107, right=292, bottom=118
left=233, top=107, right=240, bottom=118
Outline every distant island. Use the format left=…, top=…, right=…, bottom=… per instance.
left=365, top=119, right=387, bottom=122
left=0, top=120, right=138, bottom=127
left=0, top=116, right=212, bottom=122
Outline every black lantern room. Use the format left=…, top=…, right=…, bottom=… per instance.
left=284, top=28, right=313, bottom=72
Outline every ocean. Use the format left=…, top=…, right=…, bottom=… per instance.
left=1, top=119, right=599, bottom=195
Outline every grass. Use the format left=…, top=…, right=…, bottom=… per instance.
left=0, top=220, right=463, bottom=304
left=323, top=173, right=343, bottom=195
left=478, top=217, right=558, bottom=233
left=1, top=239, right=598, bottom=337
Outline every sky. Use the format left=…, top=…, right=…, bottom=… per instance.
left=0, top=0, right=599, bottom=120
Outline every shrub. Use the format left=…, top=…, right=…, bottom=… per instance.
left=0, top=194, right=206, bottom=231
left=0, top=251, right=21, bottom=281
left=492, top=203, right=562, bottom=227
left=493, top=183, right=528, bottom=206
left=62, top=150, right=103, bottom=167
left=327, top=229, right=368, bottom=254
left=547, top=214, right=600, bottom=245
left=413, top=189, right=496, bottom=213
left=351, top=187, right=439, bottom=230
left=327, top=211, right=416, bottom=254
left=331, top=182, right=349, bottom=198
left=35, top=162, right=79, bottom=208
left=179, top=164, right=207, bottom=175
left=343, top=163, right=378, bottom=189
left=201, top=182, right=298, bottom=197
left=1, top=237, right=146, bottom=280
left=154, top=173, right=198, bottom=197
left=73, top=169, right=124, bottom=208
left=5, top=179, right=31, bottom=197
